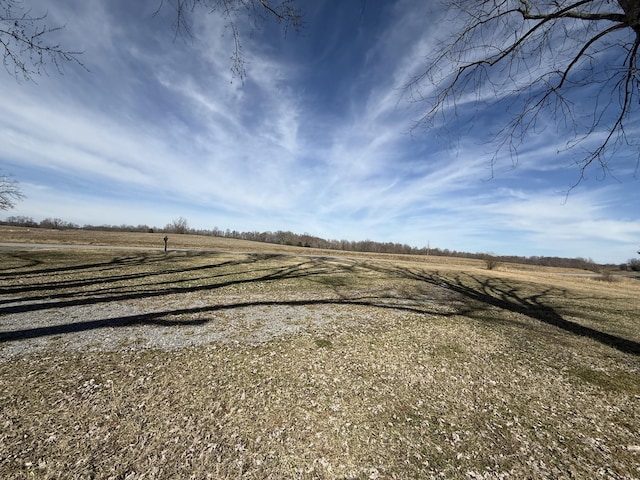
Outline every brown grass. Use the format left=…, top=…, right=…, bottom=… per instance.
left=0, top=225, right=600, bottom=273
left=1, top=229, right=639, bottom=479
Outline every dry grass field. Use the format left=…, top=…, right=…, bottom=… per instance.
left=0, top=227, right=639, bottom=479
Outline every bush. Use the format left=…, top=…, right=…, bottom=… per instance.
left=595, top=269, right=617, bottom=282
left=483, top=253, right=500, bottom=270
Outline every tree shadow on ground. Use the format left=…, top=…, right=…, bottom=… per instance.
left=0, top=251, right=168, bottom=279
left=0, top=252, right=298, bottom=313
left=392, top=267, right=640, bottom=356
left=0, top=254, right=444, bottom=344
left=0, top=296, right=443, bottom=343
left=0, top=257, right=273, bottom=307
left=1, top=253, right=638, bottom=356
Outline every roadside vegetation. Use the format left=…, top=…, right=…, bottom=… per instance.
left=0, top=231, right=639, bottom=479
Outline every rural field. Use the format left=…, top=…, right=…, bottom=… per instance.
left=0, top=227, right=639, bottom=479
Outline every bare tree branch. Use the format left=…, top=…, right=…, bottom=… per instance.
left=408, top=0, right=640, bottom=186
left=1, top=1, right=302, bottom=83
left=0, top=171, right=25, bottom=210
left=156, top=0, right=303, bottom=82
left=0, top=0, right=85, bottom=82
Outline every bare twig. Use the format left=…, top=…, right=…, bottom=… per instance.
left=408, top=0, right=640, bottom=185
left=156, top=0, right=303, bottom=81
left=0, top=0, right=86, bottom=81
left=0, top=171, right=25, bottom=210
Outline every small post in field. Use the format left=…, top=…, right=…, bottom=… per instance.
left=163, top=235, right=168, bottom=253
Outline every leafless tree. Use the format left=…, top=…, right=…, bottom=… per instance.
left=408, top=1, right=640, bottom=185
left=0, top=171, right=24, bottom=210
left=167, top=216, right=189, bottom=234
left=0, top=0, right=85, bottom=81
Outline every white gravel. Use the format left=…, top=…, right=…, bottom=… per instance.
left=0, top=291, right=401, bottom=359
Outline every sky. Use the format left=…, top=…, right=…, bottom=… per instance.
left=1, top=0, right=638, bottom=264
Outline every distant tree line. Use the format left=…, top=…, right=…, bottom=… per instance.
left=2, top=215, right=636, bottom=271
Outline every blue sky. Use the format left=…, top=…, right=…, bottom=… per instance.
left=1, top=0, right=638, bottom=264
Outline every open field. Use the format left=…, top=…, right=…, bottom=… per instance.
left=1, top=228, right=639, bottom=479
left=0, top=225, right=621, bottom=274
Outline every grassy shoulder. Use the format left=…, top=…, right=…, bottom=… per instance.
left=1, top=246, right=639, bottom=479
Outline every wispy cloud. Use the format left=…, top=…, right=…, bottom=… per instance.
left=0, top=0, right=637, bottom=264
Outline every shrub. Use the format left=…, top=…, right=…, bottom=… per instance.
left=595, top=269, right=617, bottom=282
left=482, top=253, right=500, bottom=270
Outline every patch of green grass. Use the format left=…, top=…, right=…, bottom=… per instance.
left=430, top=342, right=466, bottom=358
left=314, top=338, right=333, bottom=349
left=312, top=275, right=351, bottom=287
left=567, top=366, right=640, bottom=395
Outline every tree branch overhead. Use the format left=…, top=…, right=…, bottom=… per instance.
left=0, top=0, right=85, bottom=81
left=409, top=0, right=640, bottom=184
